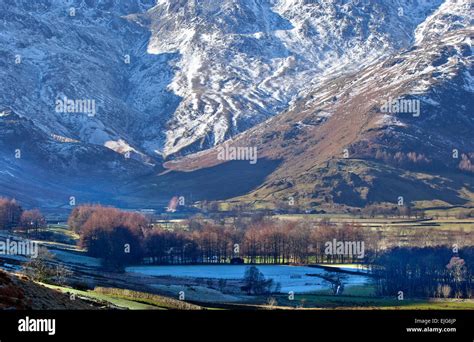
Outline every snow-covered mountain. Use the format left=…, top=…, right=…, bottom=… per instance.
left=145, top=0, right=448, bottom=155
left=0, top=0, right=472, bottom=208
left=162, top=0, right=474, bottom=209
left=0, top=0, right=447, bottom=158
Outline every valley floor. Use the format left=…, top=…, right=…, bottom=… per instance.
left=1, top=215, right=473, bottom=310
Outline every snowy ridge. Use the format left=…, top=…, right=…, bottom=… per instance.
left=414, top=0, right=472, bottom=45
left=146, top=0, right=446, bottom=156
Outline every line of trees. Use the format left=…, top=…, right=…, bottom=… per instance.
left=373, top=247, right=474, bottom=299
left=0, top=197, right=46, bottom=235
left=70, top=205, right=376, bottom=267
left=151, top=218, right=376, bottom=265
left=359, top=204, right=426, bottom=219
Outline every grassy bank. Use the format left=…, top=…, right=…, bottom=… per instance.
left=41, top=283, right=203, bottom=310
left=268, top=285, right=474, bottom=310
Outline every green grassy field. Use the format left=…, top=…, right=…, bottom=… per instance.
left=273, top=294, right=474, bottom=310
left=268, top=285, right=474, bottom=310
left=41, top=283, right=203, bottom=310
left=41, top=283, right=160, bottom=309
left=29, top=224, right=80, bottom=248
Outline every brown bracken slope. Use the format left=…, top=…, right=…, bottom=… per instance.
left=0, top=271, right=95, bottom=310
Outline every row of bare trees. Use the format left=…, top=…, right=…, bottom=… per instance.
left=142, top=219, right=373, bottom=265
left=69, top=205, right=375, bottom=267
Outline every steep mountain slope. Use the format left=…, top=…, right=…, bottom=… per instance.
left=0, top=0, right=444, bottom=159
left=0, top=0, right=157, bottom=160
left=162, top=0, right=474, bottom=210
left=147, top=0, right=444, bottom=155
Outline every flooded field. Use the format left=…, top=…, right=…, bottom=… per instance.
left=126, top=265, right=370, bottom=293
